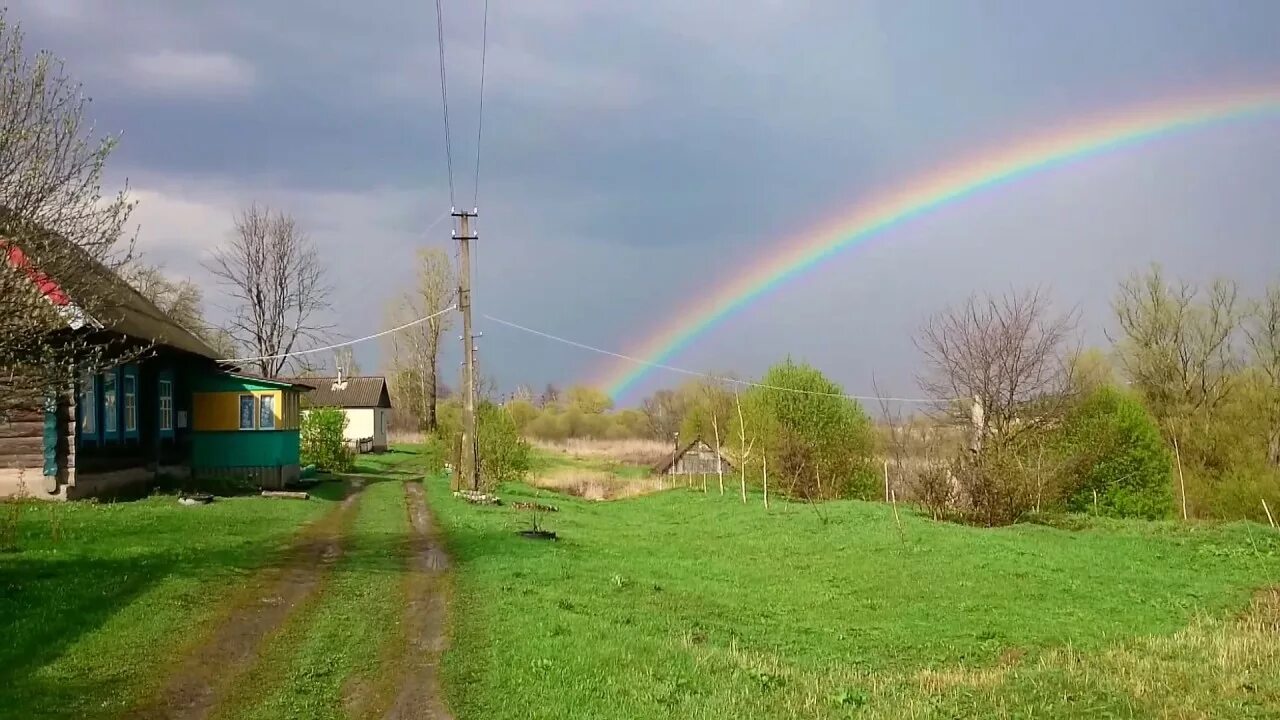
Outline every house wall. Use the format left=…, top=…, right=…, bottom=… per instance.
left=343, top=408, right=375, bottom=443
left=189, top=377, right=303, bottom=489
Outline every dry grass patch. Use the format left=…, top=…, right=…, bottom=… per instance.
left=529, top=438, right=671, bottom=467
left=527, top=466, right=672, bottom=501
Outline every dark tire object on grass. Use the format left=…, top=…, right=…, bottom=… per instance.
left=178, top=493, right=214, bottom=506
left=518, top=530, right=557, bottom=541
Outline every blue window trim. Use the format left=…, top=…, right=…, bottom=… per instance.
left=79, top=374, right=99, bottom=447
left=122, top=364, right=140, bottom=441
left=158, top=370, right=175, bottom=439
left=102, top=368, right=120, bottom=442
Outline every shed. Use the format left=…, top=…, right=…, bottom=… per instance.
left=653, top=438, right=734, bottom=476
left=287, top=375, right=393, bottom=452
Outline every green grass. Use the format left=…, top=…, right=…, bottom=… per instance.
left=425, top=465, right=1280, bottom=719
left=217, top=478, right=412, bottom=720
left=0, top=483, right=344, bottom=720
left=530, top=447, right=652, bottom=479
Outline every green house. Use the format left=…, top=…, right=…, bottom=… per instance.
left=190, top=373, right=311, bottom=489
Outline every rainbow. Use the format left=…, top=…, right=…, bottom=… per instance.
left=598, top=86, right=1280, bottom=400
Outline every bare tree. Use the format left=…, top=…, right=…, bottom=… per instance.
left=0, top=15, right=136, bottom=414
left=332, top=346, right=361, bottom=377
left=387, top=247, right=455, bottom=432
left=734, top=388, right=755, bottom=504
left=1111, top=265, right=1241, bottom=421
left=1246, top=282, right=1280, bottom=465
left=205, top=205, right=331, bottom=377
left=917, top=288, right=1079, bottom=442
left=123, top=261, right=238, bottom=358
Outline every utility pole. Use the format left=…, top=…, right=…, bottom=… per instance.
left=454, top=208, right=480, bottom=492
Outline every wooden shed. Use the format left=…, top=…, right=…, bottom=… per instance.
left=653, top=438, right=734, bottom=476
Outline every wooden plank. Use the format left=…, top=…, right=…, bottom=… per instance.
left=3, top=410, right=45, bottom=424
left=0, top=454, right=46, bottom=469
left=0, top=422, right=44, bottom=439
left=0, top=437, right=46, bottom=454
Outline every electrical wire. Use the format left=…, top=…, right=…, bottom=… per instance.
left=482, top=314, right=948, bottom=404
left=472, top=0, right=490, bottom=209
left=220, top=305, right=457, bottom=364
left=433, top=0, right=456, bottom=205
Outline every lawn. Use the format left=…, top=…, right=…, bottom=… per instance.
left=424, top=452, right=1280, bottom=719
left=0, top=482, right=345, bottom=719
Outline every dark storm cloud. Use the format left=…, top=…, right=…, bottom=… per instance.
left=9, top=1, right=1280, bottom=400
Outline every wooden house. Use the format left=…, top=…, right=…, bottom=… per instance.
left=653, top=438, right=734, bottom=476
left=288, top=375, right=392, bottom=452
left=0, top=237, right=309, bottom=499
left=191, top=373, right=310, bottom=489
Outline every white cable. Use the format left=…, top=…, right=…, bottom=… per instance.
left=221, top=305, right=457, bottom=364
left=482, top=314, right=947, bottom=404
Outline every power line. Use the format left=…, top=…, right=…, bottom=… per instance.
left=220, top=304, right=457, bottom=364
left=472, top=0, right=490, bottom=208
left=482, top=313, right=946, bottom=404
left=433, top=0, right=456, bottom=205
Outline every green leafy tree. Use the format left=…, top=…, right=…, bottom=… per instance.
left=753, top=359, right=877, bottom=500
left=565, top=385, right=614, bottom=414
left=301, top=407, right=352, bottom=472
left=477, top=402, right=531, bottom=489
left=1055, top=387, right=1173, bottom=519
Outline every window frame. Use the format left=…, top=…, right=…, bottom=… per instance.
left=81, top=374, right=96, bottom=437
left=238, top=394, right=257, bottom=431
left=159, top=379, right=174, bottom=433
left=123, top=372, right=137, bottom=434
left=102, top=371, right=118, bottom=436
left=259, top=394, right=276, bottom=430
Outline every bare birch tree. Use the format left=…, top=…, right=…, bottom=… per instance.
left=734, top=388, right=755, bottom=504
left=1246, top=282, right=1280, bottom=465
left=205, top=205, right=331, bottom=377
left=387, top=247, right=455, bottom=432
left=0, top=14, right=136, bottom=414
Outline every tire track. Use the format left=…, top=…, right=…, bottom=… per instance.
left=348, top=481, right=452, bottom=720
left=129, top=482, right=365, bottom=720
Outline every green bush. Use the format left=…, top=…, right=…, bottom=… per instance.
left=301, top=407, right=353, bottom=473
left=478, top=402, right=531, bottom=488
left=1055, top=387, right=1173, bottom=520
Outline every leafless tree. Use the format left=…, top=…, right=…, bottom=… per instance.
left=1111, top=265, right=1241, bottom=421
left=122, top=262, right=237, bottom=357
left=205, top=204, right=331, bottom=377
left=917, top=288, right=1080, bottom=443
left=386, top=247, right=455, bottom=431
left=0, top=15, right=136, bottom=414
left=1246, top=282, right=1280, bottom=465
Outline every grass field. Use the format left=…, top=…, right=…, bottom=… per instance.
left=0, top=482, right=345, bottom=719
left=3, top=446, right=1278, bottom=719
left=426, top=448, right=1280, bottom=719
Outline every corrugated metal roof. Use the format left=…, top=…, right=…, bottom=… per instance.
left=288, top=376, right=392, bottom=408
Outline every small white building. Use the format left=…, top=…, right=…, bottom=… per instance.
left=293, top=375, right=393, bottom=452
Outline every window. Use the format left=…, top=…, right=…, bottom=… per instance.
left=81, top=374, right=96, bottom=435
left=103, top=372, right=117, bottom=434
left=123, top=374, right=137, bottom=432
left=159, top=380, right=173, bottom=432
left=259, top=395, right=276, bottom=430
left=239, top=394, right=256, bottom=430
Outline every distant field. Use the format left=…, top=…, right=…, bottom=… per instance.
left=427, top=454, right=1280, bottom=719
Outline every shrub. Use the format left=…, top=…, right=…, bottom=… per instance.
left=301, top=407, right=353, bottom=473
left=1055, top=387, right=1173, bottom=520
left=478, top=403, right=531, bottom=488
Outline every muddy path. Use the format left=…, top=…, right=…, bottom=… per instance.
left=346, top=481, right=453, bottom=720
left=129, top=482, right=365, bottom=720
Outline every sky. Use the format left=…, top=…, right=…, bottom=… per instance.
left=13, top=1, right=1280, bottom=404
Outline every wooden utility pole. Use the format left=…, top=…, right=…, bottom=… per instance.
left=454, top=208, right=480, bottom=491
